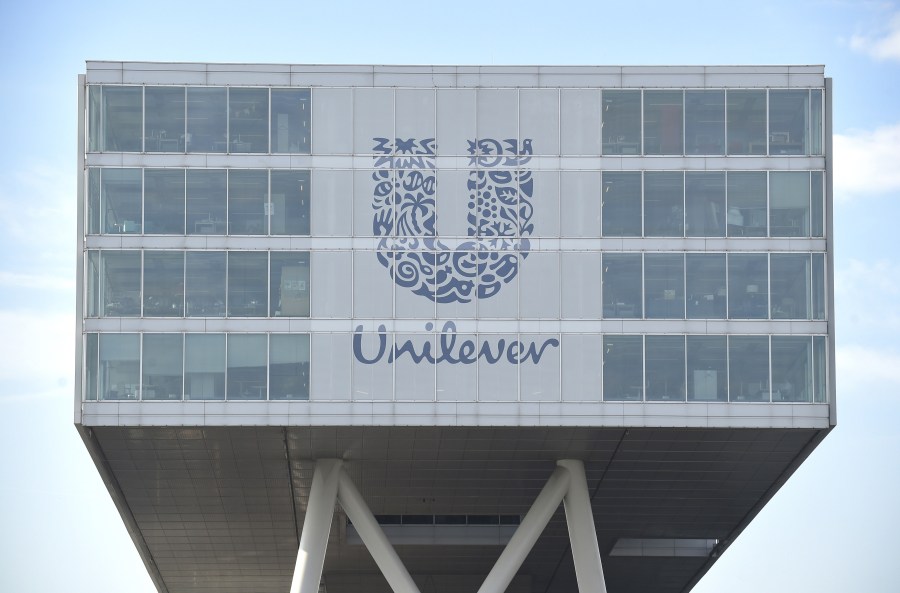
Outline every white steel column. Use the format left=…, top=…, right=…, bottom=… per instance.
left=337, top=470, right=422, bottom=593
left=476, top=465, right=571, bottom=593
left=290, top=459, right=342, bottom=593
left=558, top=459, right=607, bottom=593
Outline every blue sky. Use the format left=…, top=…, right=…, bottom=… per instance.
left=1, top=0, right=899, bottom=591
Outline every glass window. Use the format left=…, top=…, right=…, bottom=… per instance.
left=270, top=252, right=310, bottom=317
left=603, top=335, right=642, bottom=401
left=729, top=336, right=769, bottom=402
left=602, top=172, right=641, bottom=236
left=602, top=90, right=641, bottom=155
left=810, top=89, right=824, bottom=156
left=813, top=335, right=827, bottom=402
left=84, top=333, right=99, bottom=400
left=87, top=168, right=101, bottom=234
left=812, top=253, right=826, bottom=320
left=770, top=172, right=809, bottom=237
left=685, top=172, right=725, bottom=237
left=101, top=251, right=141, bottom=317
left=645, top=253, right=684, bottom=319
left=227, top=334, right=267, bottom=400
left=229, top=88, right=268, bottom=153
left=772, top=336, right=812, bottom=402
left=643, top=91, right=683, bottom=155
left=228, top=169, right=268, bottom=234
left=102, top=86, right=142, bottom=152
left=187, top=169, right=226, bottom=234
left=602, top=253, right=642, bottom=318
left=270, top=170, right=310, bottom=235
left=186, top=87, right=227, bottom=153
left=686, top=253, right=726, bottom=319
left=645, top=335, right=685, bottom=401
left=99, top=333, right=139, bottom=400
left=271, top=89, right=311, bottom=153
left=185, top=334, right=225, bottom=400
left=228, top=252, right=267, bottom=316
left=728, top=254, right=768, bottom=319
left=644, top=171, right=684, bottom=237
left=685, top=90, right=725, bottom=155
left=144, top=87, right=185, bottom=152
left=687, top=336, right=727, bottom=402
left=727, top=90, right=766, bottom=155
left=143, top=251, right=184, bottom=317
left=88, top=85, right=101, bottom=152
left=86, top=250, right=100, bottom=318
left=727, top=171, right=767, bottom=237
left=270, top=334, right=310, bottom=400
left=185, top=251, right=226, bottom=317
left=101, top=168, right=142, bottom=234
left=811, top=171, right=824, bottom=237
left=769, top=90, right=809, bottom=155
left=142, top=334, right=183, bottom=400
left=143, top=169, right=185, bottom=234
left=770, top=254, right=810, bottom=319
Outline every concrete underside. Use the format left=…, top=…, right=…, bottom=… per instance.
left=80, top=425, right=826, bottom=593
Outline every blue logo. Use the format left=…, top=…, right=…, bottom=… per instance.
left=371, top=137, right=534, bottom=303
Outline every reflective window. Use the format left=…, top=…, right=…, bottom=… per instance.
left=809, top=89, right=824, bottom=155
left=813, top=336, right=827, bottom=403
left=687, top=336, right=727, bottom=402
left=770, top=172, right=809, bottom=237
left=643, top=91, right=683, bottom=155
left=726, top=90, right=766, bottom=155
left=144, top=169, right=185, bottom=234
left=686, top=253, right=726, bottom=319
left=769, top=90, right=808, bottom=155
left=185, top=334, right=225, bottom=400
left=811, top=171, right=825, bottom=237
left=186, top=87, right=227, bottom=153
left=603, top=253, right=642, bottom=318
left=84, top=333, right=99, bottom=401
left=185, top=251, right=226, bottom=317
left=99, top=333, right=140, bottom=400
left=644, top=171, right=683, bottom=237
left=102, top=86, right=142, bottom=152
left=87, top=168, right=101, bottom=234
left=227, top=252, right=267, bottom=316
left=101, top=168, right=142, bottom=234
left=771, top=336, right=811, bottom=402
left=227, top=334, right=267, bottom=400
left=727, top=171, right=767, bottom=237
left=101, top=251, right=141, bottom=317
left=144, top=87, right=185, bottom=152
left=603, top=335, right=643, bottom=401
left=602, top=172, right=641, bottom=236
left=187, top=169, right=226, bottom=234
left=728, top=254, right=768, bottom=319
left=645, top=335, right=685, bottom=401
left=812, top=253, right=826, bottom=320
left=228, top=170, right=268, bottom=234
left=602, top=90, right=641, bottom=155
left=729, top=336, right=770, bottom=402
left=685, top=90, right=725, bottom=155
left=270, top=252, right=310, bottom=317
left=269, top=334, right=310, bottom=400
left=770, top=254, right=810, bottom=319
left=229, top=88, right=268, bottom=153
left=645, top=253, right=684, bottom=319
left=88, top=86, right=101, bottom=152
left=86, top=251, right=100, bottom=317
left=143, top=251, right=184, bottom=317
left=271, top=89, right=311, bottom=153
left=270, top=170, right=310, bottom=235
left=685, top=172, right=725, bottom=237
left=142, top=334, right=183, bottom=400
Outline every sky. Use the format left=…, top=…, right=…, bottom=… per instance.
left=0, top=0, right=899, bottom=591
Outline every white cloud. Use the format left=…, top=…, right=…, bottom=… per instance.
left=850, top=13, right=900, bottom=61
left=833, top=123, right=900, bottom=198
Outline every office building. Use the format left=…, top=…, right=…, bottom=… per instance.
left=76, top=62, right=834, bottom=593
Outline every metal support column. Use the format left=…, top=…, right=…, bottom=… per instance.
left=558, top=459, right=607, bottom=593
left=290, top=459, right=342, bottom=593
left=476, top=465, right=571, bottom=593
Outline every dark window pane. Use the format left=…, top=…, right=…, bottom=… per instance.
left=228, top=252, right=267, bottom=316
left=727, top=172, right=767, bottom=237
left=603, top=253, right=642, bottom=318
left=102, top=86, right=142, bottom=151
left=770, top=172, right=809, bottom=237
left=770, top=254, right=810, bottom=319
left=644, top=171, right=683, bottom=237
left=142, top=334, right=183, bottom=400
left=685, top=172, right=725, bottom=237
left=187, top=87, right=227, bottom=153
left=229, top=169, right=268, bottom=235
left=271, top=89, right=311, bottom=153
left=271, top=170, right=310, bottom=235
left=227, top=334, right=267, bottom=400
left=602, top=172, right=641, bottom=236
left=187, top=169, right=227, bottom=234
left=144, top=169, right=185, bottom=234
left=728, top=254, right=768, bottom=319
left=729, top=336, right=770, bottom=402
left=603, top=335, right=642, bottom=401
left=685, top=90, right=725, bottom=155
left=229, top=88, right=268, bottom=153
left=686, top=254, right=726, bottom=319
left=643, top=91, right=683, bottom=155
left=99, top=333, right=139, bottom=400
left=727, top=90, right=766, bottom=155
left=145, top=87, right=185, bottom=152
left=185, top=251, right=226, bottom=317
left=769, top=90, right=808, bottom=155
left=185, top=334, right=225, bottom=400
left=270, top=252, right=310, bottom=317
left=101, top=251, right=141, bottom=317
left=687, top=336, right=727, bottom=401
left=602, top=90, right=641, bottom=155
left=269, top=334, right=310, bottom=400
left=84, top=333, right=99, bottom=400
left=143, top=251, right=184, bottom=317
left=772, top=336, right=812, bottom=402
left=645, top=335, right=685, bottom=401
left=645, top=253, right=684, bottom=319
left=101, top=168, right=142, bottom=234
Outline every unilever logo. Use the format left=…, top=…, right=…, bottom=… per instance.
left=353, top=137, right=559, bottom=366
